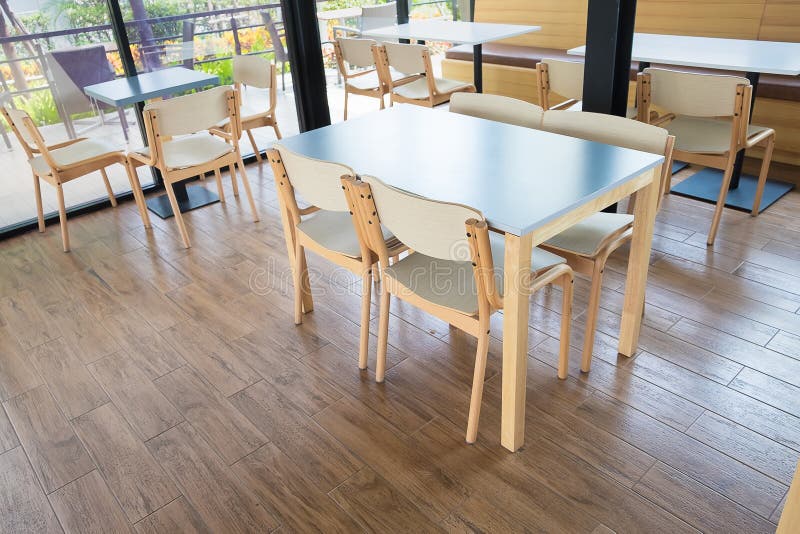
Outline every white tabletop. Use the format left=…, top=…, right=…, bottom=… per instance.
left=568, top=33, right=800, bottom=76
left=278, top=106, right=663, bottom=236
left=361, top=20, right=540, bottom=46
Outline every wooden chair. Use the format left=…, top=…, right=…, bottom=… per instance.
left=637, top=67, right=776, bottom=245
left=342, top=174, right=574, bottom=443
left=334, top=37, right=393, bottom=119
left=373, top=42, right=476, bottom=108
left=1, top=106, right=150, bottom=252
left=538, top=110, right=674, bottom=374
left=227, top=54, right=281, bottom=162
left=127, top=86, right=258, bottom=249
left=267, top=146, right=406, bottom=369
left=535, top=59, right=637, bottom=118
left=777, top=459, right=800, bottom=533
left=449, top=92, right=544, bottom=128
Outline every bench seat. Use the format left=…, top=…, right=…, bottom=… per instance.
left=444, top=43, right=800, bottom=102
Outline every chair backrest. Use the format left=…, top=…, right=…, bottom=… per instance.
left=642, top=67, right=748, bottom=118
left=262, top=11, right=289, bottom=62
left=541, top=109, right=674, bottom=208
left=144, top=85, right=233, bottom=137
left=1, top=106, right=53, bottom=164
left=450, top=93, right=544, bottom=129
left=360, top=2, right=397, bottom=32
left=233, top=54, right=272, bottom=88
left=360, top=174, right=482, bottom=261
left=337, top=37, right=378, bottom=69
left=382, top=42, right=428, bottom=76
left=273, top=145, right=352, bottom=212
left=538, top=59, right=584, bottom=102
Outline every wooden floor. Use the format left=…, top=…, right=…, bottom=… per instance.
left=0, top=159, right=798, bottom=533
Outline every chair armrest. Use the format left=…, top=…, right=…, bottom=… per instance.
left=347, top=68, right=377, bottom=79
left=650, top=113, right=675, bottom=127
left=745, top=128, right=775, bottom=148
left=46, top=138, right=88, bottom=151
left=208, top=128, right=235, bottom=142
left=390, top=74, right=424, bottom=88
left=298, top=206, right=320, bottom=216
left=550, top=99, right=579, bottom=111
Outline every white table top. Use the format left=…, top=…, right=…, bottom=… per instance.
left=84, top=68, right=219, bottom=107
left=277, top=106, right=663, bottom=236
left=568, top=33, right=800, bottom=76
left=361, top=20, right=540, bottom=46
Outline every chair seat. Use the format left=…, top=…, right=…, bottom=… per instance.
left=385, top=236, right=565, bottom=316
left=30, top=138, right=122, bottom=175
left=666, top=115, right=771, bottom=154
left=133, top=134, right=234, bottom=170
left=297, top=209, right=393, bottom=259
left=393, top=77, right=473, bottom=100
left=544, top=212, right=634, bottom=257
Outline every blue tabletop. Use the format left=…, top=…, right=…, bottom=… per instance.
left=84, top=67, right=219, bottom=107
left=278, top=106, right=664, bottom=236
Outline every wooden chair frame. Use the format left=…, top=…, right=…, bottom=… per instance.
left=232, top=61, right=281, bottom=162
left=342, top=175, right=573, bottom=443
left=535, top=62, right=580, bottom=111
left=372, top=43, right=476, bottom=108
left=334, top=39, right=387, bottom=120
left=540, top=133, right=675, bottom=374
left=268, top=150, right=406, bottom=369
left=637, top=71, right=776, bottom=245
left=1, top=106, right=149, bottom=252
left=127, top=89, right=258, bottom=248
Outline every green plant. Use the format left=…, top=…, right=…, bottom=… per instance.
left=197, top=58, right=234, bottom=85
left=14, top=90, right=60, bottom=126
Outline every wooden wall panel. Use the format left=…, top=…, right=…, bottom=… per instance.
left=474, top=0, right=588, bottom=50
left=758, top=0, right=800, bottom=42
left=635, top=1, right=767, bottom=39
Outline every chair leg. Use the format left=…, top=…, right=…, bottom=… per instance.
left=124, top=161, right=151, bottom=229
left=752, top=135, right=775, bottom=216
left=272, top=123, right=282, bottom=140
left=100, top=168, right=117, bottom=207
left=376, top=285, right=390, bottom=383
left=214, top=168, right=225, bottom=203
left=373, top=261, right=381, bottom=282
left=559, top=271, right=574, bottom=380
left=580, top=260, right=604, bottom=374
left=229, top=162, right=240, bottom=197
left=32, top=173, right=44, bottom=232
left=293, top=238, right=306, bottom=325
left=707, top=164, right=736, bottom=246
left=359, top=265, right=372, bottom=370
left=165, top=184, right=191, bottom=248
left=466, top=319, right=490, bottom=444
left=344, top=90, right=349, bottom=121
left=245, top=129, right=261, bottom=162
left=237, top=154, right=260, bottom=222
left=56, top=183, right=69, bottom=252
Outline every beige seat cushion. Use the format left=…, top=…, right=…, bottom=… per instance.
left=545, top=212, right=634, bottom=256
left=30, top=138, right=122, bottom=175
left=297, top=209, right=393, bottom=259
left=385, top=236, right=565, bottom=316
left=347, top=69, right=406, bottom=91
left=134, top=134, right=234, bottom=170
left=666, top=115, right=770, bottom=154
left=393, top=77, right=473, bottom=100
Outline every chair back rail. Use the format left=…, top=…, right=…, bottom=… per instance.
left=338, top=37, right=378, bottom=69
left=273, top=145, right=353, bottom=212
left=144, top=85, right=232, bottom=138
left=449, top=92, right=544, bottom=128
left=233, top=54, right=273, bottom=89
left=539, top=59, right=584, bottom=102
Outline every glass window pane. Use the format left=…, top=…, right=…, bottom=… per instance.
left=0, top=3, right=148, bottom=233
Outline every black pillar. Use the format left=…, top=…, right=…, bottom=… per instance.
left=280, top=0, right=331, bottom=132
left=397, top=0, right=410, bottom=24
left=581, top=0, right=637, bottom=117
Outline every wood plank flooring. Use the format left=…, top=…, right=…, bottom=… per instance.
left=0, top=160, right=798, bottom=532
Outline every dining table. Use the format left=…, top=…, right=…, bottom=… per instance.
left=84, top=67, right=220, bottom=219
left=568, top=33, right=800, bottom=213
left=361, top=20, right=540, bottom=93
left=278, top=105, right=665, bottom=452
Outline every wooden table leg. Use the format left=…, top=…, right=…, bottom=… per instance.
left=501, top=231, right=533, bottom=451
left=618, top=169, right=658, bottom=357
